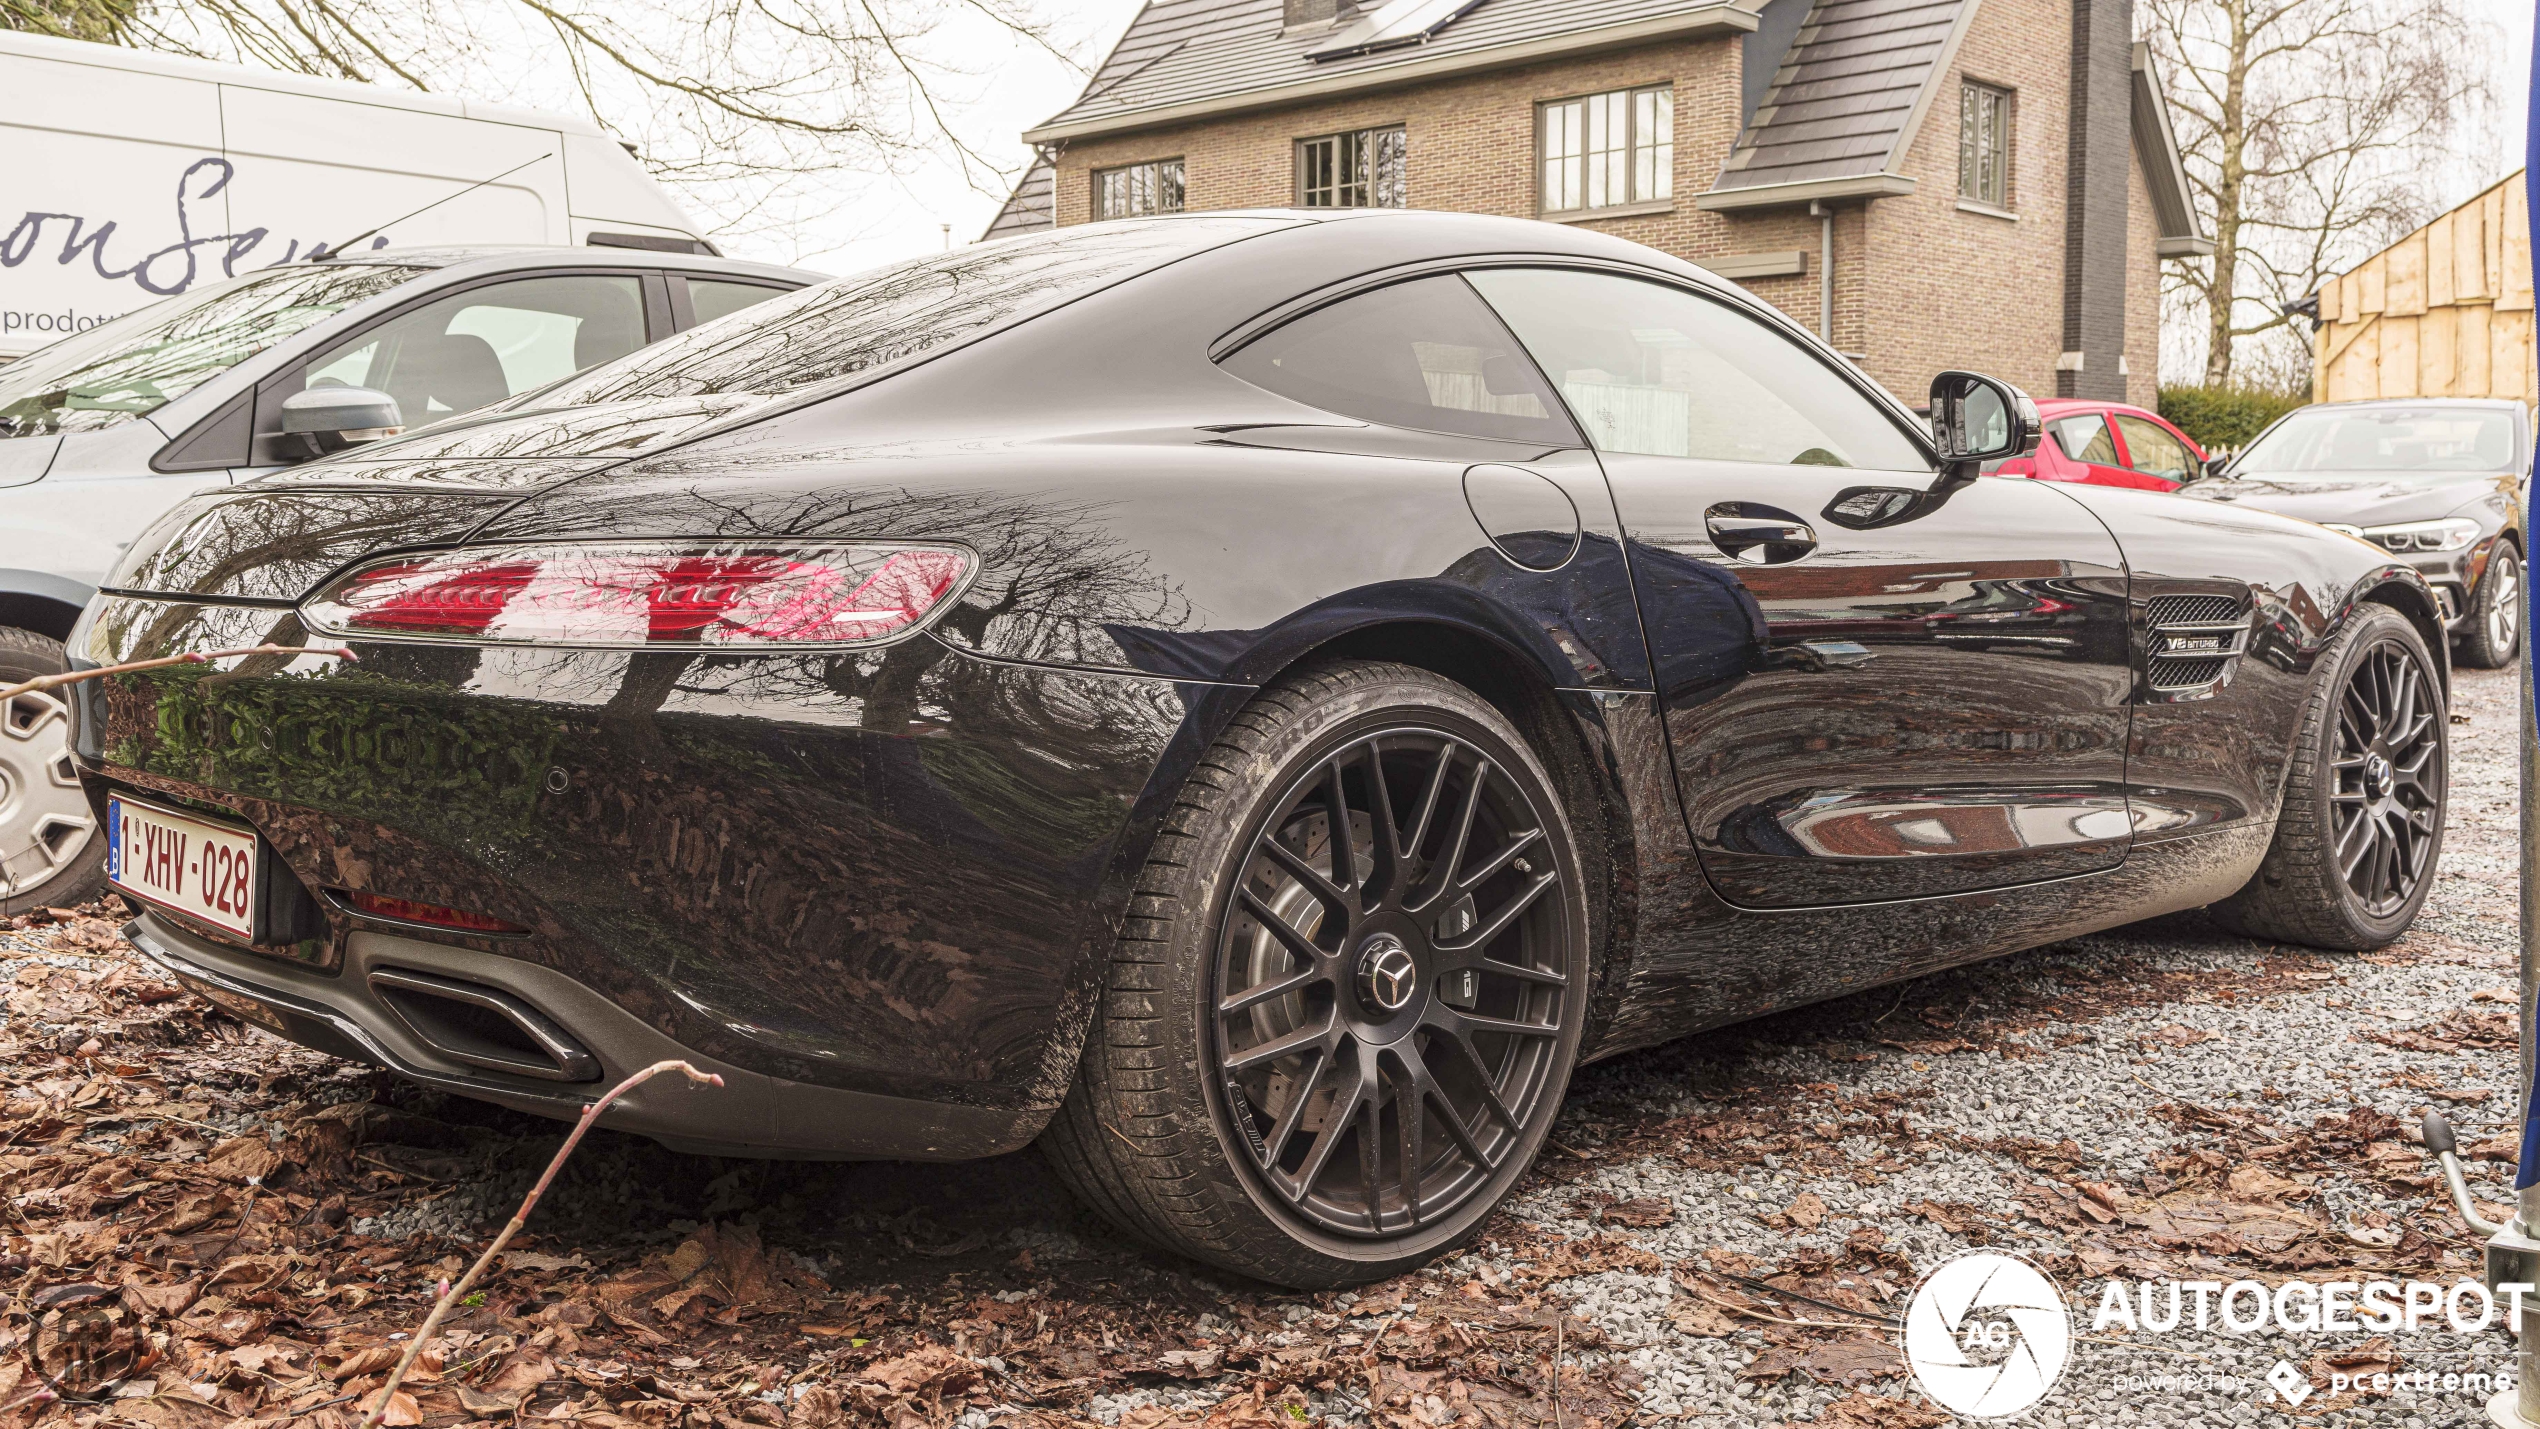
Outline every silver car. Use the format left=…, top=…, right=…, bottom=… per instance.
left=0, top=245, right=818, bottom=910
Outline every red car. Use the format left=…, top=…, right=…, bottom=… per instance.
left=1989, top=399, right=2206, bottom=489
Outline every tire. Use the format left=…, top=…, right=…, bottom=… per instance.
left=2454, top=542, right=2522, bottom=669
left=1041, top=660, right=1590, bottom=1287
left=0, top=628, right=107, bottom=915
left=2210, top=604, right=2445, bottom=950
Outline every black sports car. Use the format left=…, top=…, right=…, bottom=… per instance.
left=70, top=211, right=2449, bottom=1287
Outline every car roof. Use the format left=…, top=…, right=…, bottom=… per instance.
left=2034, top=397, right=2159, bottom=417
left=319, top=245, right=822, bottom=286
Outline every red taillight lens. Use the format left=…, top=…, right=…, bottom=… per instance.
left=301, top=543, right=972, bottom=648
left=333, top=890, right=527, bottom=935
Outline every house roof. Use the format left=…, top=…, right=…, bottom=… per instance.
left=2129, top=42, right=2211, bottom=257
left=983, top=150, right=1058, bottom=240
left=1701, top=0, right=1974, bottom=205
left=1023, top=0, right=1754, bottom=144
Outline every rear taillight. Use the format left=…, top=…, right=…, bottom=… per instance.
left=332, top=890, right=528, bottom=935
left=300, top=543, right=973, bottom=648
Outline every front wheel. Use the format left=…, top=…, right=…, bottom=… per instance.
left=2455, top=543, right=2522, bottom=669
left=1041, top=661, right=1589, bottom=1287
left=2210, top=604, right=2445, bottom=950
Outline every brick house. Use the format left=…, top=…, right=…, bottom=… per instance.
left=988, top=0, right=2210, bottom=405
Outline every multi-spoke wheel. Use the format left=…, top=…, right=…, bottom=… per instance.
left=0, top=629, right=105, bottom=915
left=2212, top=605, right=2445, bottom=950
left=1042, top=661, right=1588, bottom=1286
left=2456, top=543, right=2522, bottom=669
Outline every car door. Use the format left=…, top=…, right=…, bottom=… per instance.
left=1467, top=266, right=2135, bottom=907
left=2043, top=411, right=2150, bottom=488
left=2110, top=412, right=2197, bottom=489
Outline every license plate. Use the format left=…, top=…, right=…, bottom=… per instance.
left=106, top=795, right=260, bottom=941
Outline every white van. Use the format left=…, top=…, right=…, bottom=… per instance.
left=0, top=30, right=714, bottom=361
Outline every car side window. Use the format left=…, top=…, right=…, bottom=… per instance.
left=686, top=279, right=792, bottom=327
left=2113, top=414, right=2193, bottom=482
left=2050, top=413, right=2118, bottom=465
left=1219, top=275, right=1580, bottom=444
left=1465, top=267, right=1926, bottom=468
left=301, top=274, right=648, bottom=423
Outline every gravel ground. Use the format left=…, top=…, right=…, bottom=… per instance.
left=4, top=666, right=2523, bottom=1429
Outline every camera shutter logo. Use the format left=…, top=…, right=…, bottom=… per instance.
left=1902, top=1251, right=2072, bottom=1417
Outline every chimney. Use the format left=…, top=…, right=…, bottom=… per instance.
left=2058, top=0, right=2132, bottom=399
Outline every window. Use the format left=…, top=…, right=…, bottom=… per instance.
left=685, top=279, right=791, bottom=328
left=1220, top=275, right=1577, bottom=445
left=1095, top=159, right=1185, bottom=219
left=301, top=275, right=647, bottom=422
left=1959, top=83, right=2012, bottom=209
left=538, top=217, right=1282, bottom=406
left=1297, top=127, right=1406, bottom=208
left=2113, top=414, right=2195, bottom=483
left=0, top=264, right=414, bottom=439
left=1540, top=85, right=1672, bottom=214
left=1465, top=268, right=1926, bottom=468
left=2235, top=407, right=2520, bottom=474
left=2049, top=413, right=2117, bottom=465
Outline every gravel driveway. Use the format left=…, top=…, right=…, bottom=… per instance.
left=0, top=665, right=2522, bottom=1429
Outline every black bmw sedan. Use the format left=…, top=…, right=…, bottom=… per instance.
left=71, top=211, right=2447, bottom=1287
left=2183, top=398, right=2527, bottom=668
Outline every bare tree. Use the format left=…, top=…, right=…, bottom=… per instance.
left=2145, top=0, right=2490, bottom=385
left=2, top=0, right=1079, bottom=242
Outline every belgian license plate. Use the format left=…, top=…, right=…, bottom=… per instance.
left=106, top=795, right=260, bottom=941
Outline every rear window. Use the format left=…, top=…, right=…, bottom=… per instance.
left=529, top=218, right=1288, bottom=407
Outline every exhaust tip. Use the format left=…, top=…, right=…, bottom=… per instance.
left=367, top=967, right=600, bottom=1083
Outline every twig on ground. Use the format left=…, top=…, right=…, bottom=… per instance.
left=0, top=645, right=357, bottom=701
left=354, top=1059, right=723, bottom=1429
left=1550, top=1306, right=1564, bottom=1429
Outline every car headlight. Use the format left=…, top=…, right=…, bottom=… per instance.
left=2358, top=517, right=2481, bottom=553
left=301, top=541, right=976, bottom=648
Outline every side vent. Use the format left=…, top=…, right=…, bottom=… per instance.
left=368, top=968, right=600, bottom=1082
left=2143, top=593, right=2252, bottom=699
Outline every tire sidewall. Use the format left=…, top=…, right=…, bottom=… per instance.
left=1171, top=668, right=1589, bottom=1280
left=2306, top=609, right=2446, bottom=940
left=2462, top=544, right=2522, bottom=668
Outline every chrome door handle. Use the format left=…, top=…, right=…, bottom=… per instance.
left=1704, top=503, right=1818, bottom=564
left=1768, top=639, right=1876, bottom=672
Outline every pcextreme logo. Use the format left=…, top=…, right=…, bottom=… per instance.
left=1903, top=1250, right=2074, bottom=1418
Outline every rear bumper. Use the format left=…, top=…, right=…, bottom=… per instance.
left=124, top=911, right=1044, bottom=1161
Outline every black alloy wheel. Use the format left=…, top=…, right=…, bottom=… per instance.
left=2456, top=543, right=2522, bottom=668
left=1040, top=660, right=1589, bottom=1287
left=2328, top=641, right=2443, bottom=916
left=2212, top=604, right=2445, bottom=950
left=1211, top=730, right=1570, bottom=1239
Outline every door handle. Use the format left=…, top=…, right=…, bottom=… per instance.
left=1767, top=639, right=1876, bottom=672
left=1705, top=503, right=1818, bottom=564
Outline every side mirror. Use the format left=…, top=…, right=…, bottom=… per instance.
left=2200, top=454, right=2232, bottom=481
left=280, top=385, right=403, bottom=460
left=1927, top=371, right=2040, bottom=484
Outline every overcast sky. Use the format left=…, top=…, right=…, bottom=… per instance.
left=731, top=0, right=2535, bottom=279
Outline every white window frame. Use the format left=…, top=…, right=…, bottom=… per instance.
left=1538, top=83, right=1673, bottom=217
left=1095, top=158, right=1186, bottom=219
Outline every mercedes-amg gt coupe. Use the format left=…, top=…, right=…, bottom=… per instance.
left=68, top=211, right=2448, bottom=1287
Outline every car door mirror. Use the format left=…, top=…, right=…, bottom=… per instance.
left=1928, top=371, right=2041, bottom=482
left=2199, top=454, right=2231, bottom=481
left=279, top=385, right=403, bottom=461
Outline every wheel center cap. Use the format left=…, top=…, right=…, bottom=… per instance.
left=1354, top=934, right=1419, bottom=1014
left=2364, top=753, right=2394, bottom=798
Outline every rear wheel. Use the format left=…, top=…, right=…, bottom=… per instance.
left=2211, top=605, right=2444, bottom=950
left=2455, top=543, right=2521, bottom=669
left=1041, top=661, right=1588, bottom=1287
left=0, top=628, right=105, bottom=915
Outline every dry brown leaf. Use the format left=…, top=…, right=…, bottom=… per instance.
left=1782, top=1192, right=1828, bottom=1231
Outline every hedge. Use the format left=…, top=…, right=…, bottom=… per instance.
left=2157, top=383, right=2310, bottom=452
